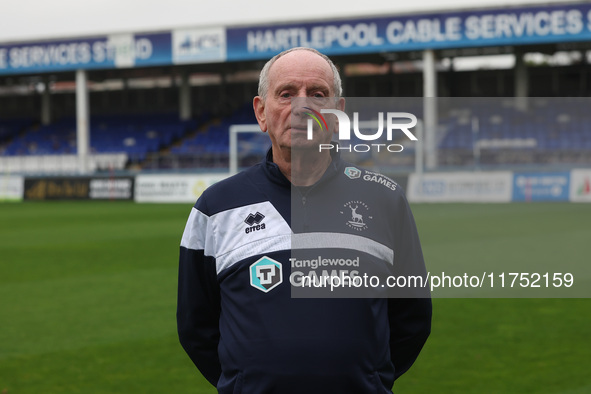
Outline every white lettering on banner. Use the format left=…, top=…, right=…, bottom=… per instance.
left=92, top=42, right=106, bottom=63
left=566, top=10, right=584, bottom=34
left=386, top=18, right=462, bottom=44
left=465, top=10, right=583, bottom=40
left=246, top=9, right=589, bottom=54
left=247, top=23, right=383, bottom=52
left=93, top=38, right=152, bottom=65
left=4, top=37, right=151, bottom=70
left=135, top=38, right=153, bottom=60
left=8, top=43, right=92, bottom=69
left=550, top=11, right=565, bottom=35
left=0, top=49, right=7, bottom=69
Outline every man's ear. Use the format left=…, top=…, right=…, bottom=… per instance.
left=253, top=96, right=267, bottom=133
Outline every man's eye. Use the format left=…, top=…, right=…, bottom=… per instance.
left=312, top=93, right=325, bottom=98
left=280, top=93, right=291, bottom=98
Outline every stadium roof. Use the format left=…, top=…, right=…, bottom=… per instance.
left=1, top=0, right=590, bottom=77
left=0, top=0, right=581, bottom=43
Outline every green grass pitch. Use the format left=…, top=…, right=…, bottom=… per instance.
left=0, top=201, right=589, bottom=393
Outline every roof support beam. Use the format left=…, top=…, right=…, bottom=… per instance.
left=423, top=49, right=438, bottom=170
left=76, top=69, right=90, bottom=174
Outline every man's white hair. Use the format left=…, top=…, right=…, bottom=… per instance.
left=257, top=47, right=342, bottom=100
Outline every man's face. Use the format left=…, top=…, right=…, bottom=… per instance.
left=253, top=50, right=344, bottom=152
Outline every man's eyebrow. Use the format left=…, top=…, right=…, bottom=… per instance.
left=274, top=83, right=297, bottom=93
left=274, top=83, right=330, bottom=94
left=307, top=85, right=330, bottom=93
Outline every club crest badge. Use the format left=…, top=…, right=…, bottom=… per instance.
left=340, top=200, right=372, bottom=231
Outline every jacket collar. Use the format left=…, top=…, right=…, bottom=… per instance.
left=262, top=147, right=343, bottom=187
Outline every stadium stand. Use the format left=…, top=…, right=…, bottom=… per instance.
left=437, top=99, right=591, bottom=167
left=0, top=118, right=34, bottom=150
left=2, top=2, right=591, bottom=174
left=1, top=113, right=200, bottom=166
left=171, top=104, right=256, bottom=155
left=3, top=96, right=590, bottom=171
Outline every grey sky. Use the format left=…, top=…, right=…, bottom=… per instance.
left=0, top=0, right=575, bottom=43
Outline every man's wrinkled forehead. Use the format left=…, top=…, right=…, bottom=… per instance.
left=268, top=51, right=335, bottom=94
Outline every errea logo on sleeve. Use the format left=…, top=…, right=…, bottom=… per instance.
left=250, top=256, right=283, bottom=293
left=244, top=212, right=266, bottom=233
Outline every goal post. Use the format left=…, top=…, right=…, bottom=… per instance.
left=229, top=124, right=268, bottom=175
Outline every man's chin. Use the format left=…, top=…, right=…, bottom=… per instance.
left=290, top=141, right=334, bottom=154
left=281, top=129, right=333, bottom=151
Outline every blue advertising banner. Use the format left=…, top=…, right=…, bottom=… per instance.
left=226, top=3, right=591, bottom=61
left=2, top=3, right=591, bottom=73
left=0, top=32, right=172, bottom=75
left=135, top=33, right=173, bottom=67
left=512, top=172, right=570, bottom=202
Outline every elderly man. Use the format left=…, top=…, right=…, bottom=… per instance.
left=178, top=47, right=431, bottom=394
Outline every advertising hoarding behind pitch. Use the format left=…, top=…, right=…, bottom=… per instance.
left=0, top=176, right=24, bottom=201
left=512, top=172, right=570, bottom=202
left=134, top=174, right=228, bottom=203
left=407, top=172, right=513, bottom=203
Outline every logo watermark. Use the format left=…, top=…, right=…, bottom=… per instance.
left=304, top=108, right=418, bottom=152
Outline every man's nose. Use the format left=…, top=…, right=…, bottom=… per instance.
left=291, top=96, right=312, bottom=117
left=292, top=93, right=324, bottom=112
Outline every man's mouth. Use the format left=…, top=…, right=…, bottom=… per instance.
left=290, top=124, right=308, bottom=132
